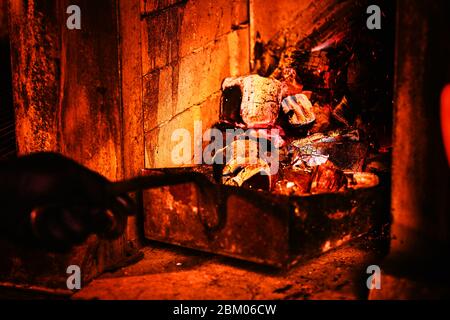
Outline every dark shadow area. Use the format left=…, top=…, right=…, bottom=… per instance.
left=0, top=25, right=16, bottom=160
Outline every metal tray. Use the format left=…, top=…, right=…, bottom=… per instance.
left=142, top=166, right=386, bottom=268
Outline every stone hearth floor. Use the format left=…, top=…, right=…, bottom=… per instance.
left=73, top=237, right=386, bottom=300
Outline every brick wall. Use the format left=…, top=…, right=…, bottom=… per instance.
left=141, top=0, right=250, bottom=168
left=140, top=0, right=370, bottom=168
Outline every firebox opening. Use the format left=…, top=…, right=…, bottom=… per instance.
left=140, top=0, right=396, bottom=284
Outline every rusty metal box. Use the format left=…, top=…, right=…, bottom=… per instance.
left=142, top=167, right=385, bottom=268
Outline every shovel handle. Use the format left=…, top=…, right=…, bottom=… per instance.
left=108, top=171, right=214, bottom=195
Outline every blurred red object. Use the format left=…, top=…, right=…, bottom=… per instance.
left=441, top=85, right=450, bottom=166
